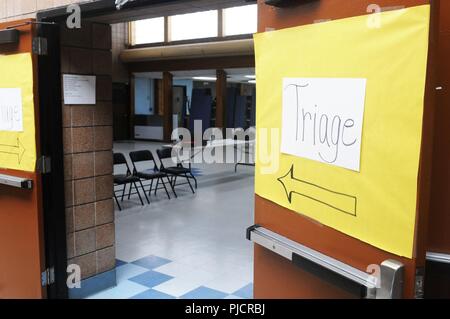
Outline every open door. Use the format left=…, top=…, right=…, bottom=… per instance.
left=249, top=0, right=438, bottom=299
left=0, top=19, right=47, bottom=299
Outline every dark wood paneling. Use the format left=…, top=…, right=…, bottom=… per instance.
left=215, top=70, right=227, bottom=129
left=425, top=2, right=450, bottom=299
left=428, top=9, right=450, bottom=255
left=162, top=71, right=173, bottom=142
left=258, top=0, right=429, bottom=32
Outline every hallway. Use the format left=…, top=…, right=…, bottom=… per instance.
left=88, top=141, right=254, bottom=299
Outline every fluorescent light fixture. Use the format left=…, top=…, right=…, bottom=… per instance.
left=248, top=80, right=256, bottom=84
left=116, top=0, right=134, bottom=10
left=193, top=76, right=217, bottom=81
left=245, top=75, right=256, bottom=79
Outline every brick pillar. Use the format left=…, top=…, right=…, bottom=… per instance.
left=61, top=22, right=116, bottom=296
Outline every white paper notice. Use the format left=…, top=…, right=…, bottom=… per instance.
left=0, top=88, right=23, bottom=132
left=63, top=74, right=96, bottom=105
left=281, top=78, right=367, bottom=172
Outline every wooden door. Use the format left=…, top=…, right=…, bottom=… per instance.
left=425, top=0, right=450, bottom=298
left=0, top=19, right=46, bottom=299
left=253, top=0, right=437, bottom=299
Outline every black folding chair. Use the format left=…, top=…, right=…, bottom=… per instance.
left=113, top=153, right=147, bottom=211
left=129, top=150, right=175, bottom=202
left=156, top=148, right=197, bottom=195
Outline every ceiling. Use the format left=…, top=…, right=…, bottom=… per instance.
left=121, top=39, right=254, bottom=63
left=134, top=67, right=255, bottom=83
left=86, top=0, right=257, bottom=24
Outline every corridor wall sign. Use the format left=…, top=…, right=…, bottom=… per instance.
left=254, top=5, right=430, bottom=258
left=281, top=78, right=367, bottom=172
left=63, top=74, right=96, bottom=105
left=0, top=53, right=36, bottom=172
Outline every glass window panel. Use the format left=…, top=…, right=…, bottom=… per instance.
left=170, top=10, right=218, bottom=41
left=223, top=5, right=257, bottom=36
left=133, top=17, right=165, bottom=45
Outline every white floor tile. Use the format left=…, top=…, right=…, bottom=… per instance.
left=154, top=261, right=217, bottom=283
left=204, top=272, right=252, bottom=295
left=152, top=277, right=204, bottom=298
left=111, top=141, right=255, bottom=299
left=225, top=295, right=244, bottom=300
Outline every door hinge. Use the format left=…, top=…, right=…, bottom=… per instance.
left=37, top=156, right=52, bottom=174
left=41, top=267, right=55, bottom=287
left=32, top=37, right=48, bottom=55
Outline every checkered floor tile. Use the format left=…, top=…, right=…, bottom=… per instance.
left=88, top=255, right=253, bottom=299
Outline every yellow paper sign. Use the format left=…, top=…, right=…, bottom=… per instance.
left=0, top=53, right=37, bottom=172
left=254, top=5, right=430, bottom=258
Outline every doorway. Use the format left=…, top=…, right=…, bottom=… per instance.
left=106, top=68, right=257, bottom=299
left=36, top=0, right=258, bottom=299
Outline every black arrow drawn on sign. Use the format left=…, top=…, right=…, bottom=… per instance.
left=277, top=165, right=357, bottom=217
left=0, top=138, right=26, bottom=164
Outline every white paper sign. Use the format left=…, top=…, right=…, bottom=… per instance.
left=0, top=88, right=23, bottom=132
left=63, top=74, right=96, bottom=105
left=281, top=78, right=367, bottom=172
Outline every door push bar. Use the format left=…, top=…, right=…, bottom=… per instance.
left=247, top=225, right=405, bottom=299
left=426, top=252, right=450, bottom=264
left=0, top=173, right=33, bottom=190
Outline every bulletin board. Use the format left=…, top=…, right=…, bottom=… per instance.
left=0, top=53, right=36, bottom=172
left=254, top=5, right=430, bottom=258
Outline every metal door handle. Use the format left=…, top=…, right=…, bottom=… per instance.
left=247, top=225, right=405, bottom=299
left=0, top=173, right=33, bottom=189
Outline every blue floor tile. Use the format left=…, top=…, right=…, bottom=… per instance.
left=130, top=289, right=176, bottom=300
left=233, top=283, right=253, bottom=299
left=132, top=255, right=172, bottom=270
left=190, top=169, right=203, bottom=177
left=129, top=270, right=173, bottom=288
left=181, top=286, right=228, bottom=300
left=116, top=259, right=128, bottom=268
left=116, top=263, right=149, bottom=282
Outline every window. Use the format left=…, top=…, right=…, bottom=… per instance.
left=223, top=5, right=257, bottom=36
left=130, top=6, right=257, bottom=46
left=169, top=10, right=218, bottom=41
left=132, top=17, right=165, bottom=45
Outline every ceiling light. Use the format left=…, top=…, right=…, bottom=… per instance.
left=248, top=80, right=256, bottom=84
left=245, top=75, right=256, bottom=79
left=193, top=77, right=217, bottom=81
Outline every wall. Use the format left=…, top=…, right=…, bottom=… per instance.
left=0, top=0, right=99, bottom=22
left=135, top=77, right=155, bottom=115
left=60, top=21, right=116, bottom=297
left=0, top=1, right=130, bottom=83
left=112, top=22, right=130, bottom=84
